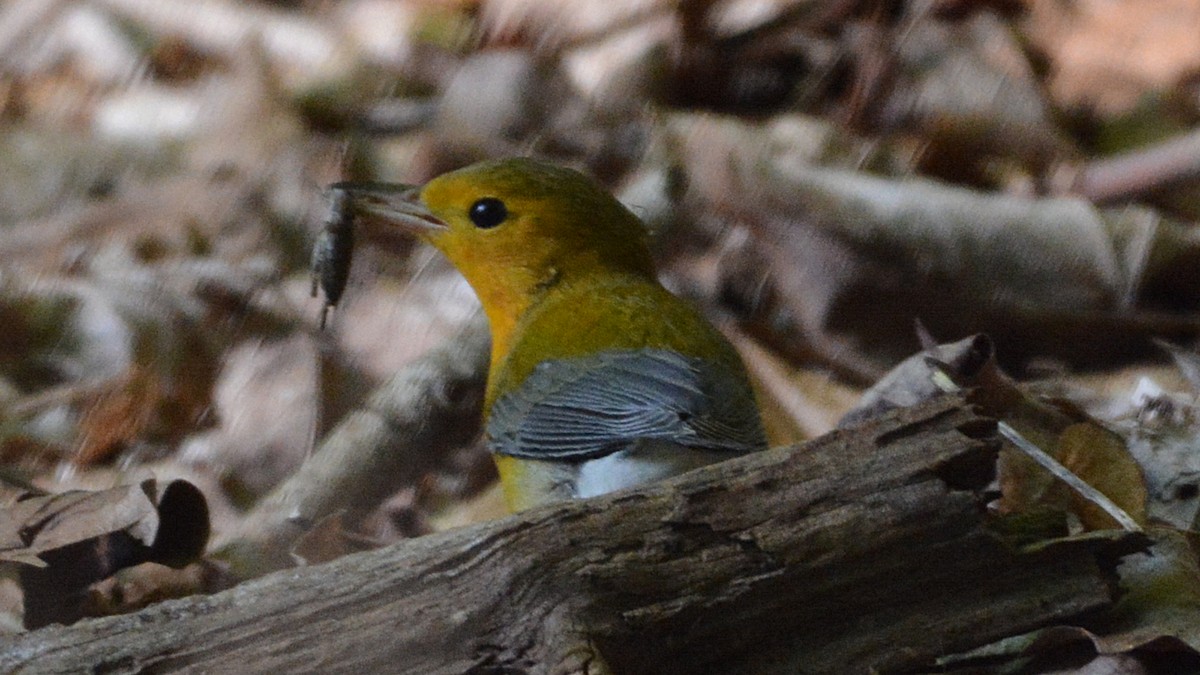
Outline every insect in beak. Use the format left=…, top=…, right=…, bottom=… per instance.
left=311, top=181, right=447, bottom=329
left=329, top=181, right=448, bottom=235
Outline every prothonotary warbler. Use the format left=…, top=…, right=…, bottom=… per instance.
left=334, top=157, right=767, bottom=511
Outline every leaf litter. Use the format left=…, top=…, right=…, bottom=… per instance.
left=2, top=1, right=1200, bottom=671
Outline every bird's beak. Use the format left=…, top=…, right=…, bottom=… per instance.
left=329, top=181, right=449, bottom=243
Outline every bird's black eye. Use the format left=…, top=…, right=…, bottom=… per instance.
left=469, top=197, right=508, bottom=229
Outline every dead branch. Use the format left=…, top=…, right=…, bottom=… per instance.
left=213, top=318, right=489, bottom=578
left=1068, top=127, right=1200, bottom=204
left=0, top=396, right=1141, bottom=674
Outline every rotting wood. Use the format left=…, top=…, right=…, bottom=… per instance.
left=0, top=395, right=1141, bottom=674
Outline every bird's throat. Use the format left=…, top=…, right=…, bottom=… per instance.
left=477, top=265, right=562, bottom=374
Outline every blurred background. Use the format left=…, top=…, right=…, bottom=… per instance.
left=3, top=0, right=1200, bottom=641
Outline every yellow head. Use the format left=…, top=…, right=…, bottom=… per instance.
left=342, top=158, right=656, bottom=349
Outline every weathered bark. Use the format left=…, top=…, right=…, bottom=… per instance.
left=0, top=396, right=1138, bottom=674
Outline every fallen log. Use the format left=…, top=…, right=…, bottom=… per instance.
left=0, top=395, right=1139, bottom=674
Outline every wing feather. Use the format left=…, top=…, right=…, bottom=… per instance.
left=487, top=349, right=766, bottom=461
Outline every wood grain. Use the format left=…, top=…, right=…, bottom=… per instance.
left=0, top=395, right=1137, bottom=674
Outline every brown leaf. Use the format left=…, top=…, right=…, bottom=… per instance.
left=1025, top=0, right=1200, bottom=115
left=289, top=512, right=379, bottom=567
left=75, top=366, right=162, bottom=465
left=840, top=335, right=1149, bottom=532
left=726, top=326, right=858, bottom=444
left=995, top=417, right=1147, bottom=533
left=1, top=479, right=209, bottom=628
left=1058, top=422, right=1149, bottom=531
left=84, top=561, right=216, bottom=619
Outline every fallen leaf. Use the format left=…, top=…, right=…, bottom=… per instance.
left=839, top=333, right=998, bottom=427
left=840, top=335, right=1149, bottom=533
left=1, top=479, right=209, bottom=628
left=75, top=365, right=163, bottom=465
left=1057, top=422, right=1149, bottom=531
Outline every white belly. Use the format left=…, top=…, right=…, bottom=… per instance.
left=573, top=440, right=732, bottom=498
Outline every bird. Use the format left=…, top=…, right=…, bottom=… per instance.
left=333, top=157, right=767, bottom=511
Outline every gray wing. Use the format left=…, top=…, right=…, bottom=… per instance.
left=487, top=349, right=766, bottom=461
